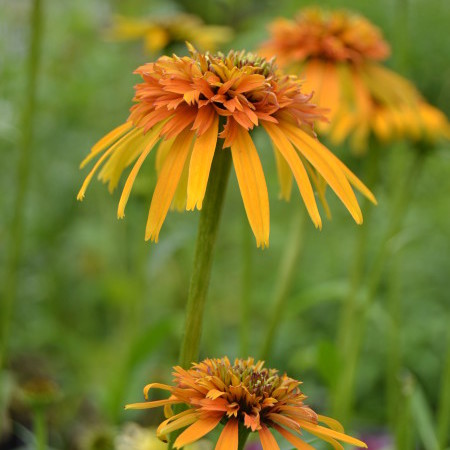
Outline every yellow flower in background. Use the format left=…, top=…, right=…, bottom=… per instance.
left=126, top=357, right=367, bottom=450
left=115, top=423, right=211, bottom=450
left=78, top=44, right=375, bottom=247
left=107, top=14, right=233, bottom=53
left=260, top=8, right=450, bottom=153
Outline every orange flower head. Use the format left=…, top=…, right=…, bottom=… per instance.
left=260, top=8, right=450, bottom=153
left=126, top=357, right=367, bottom=450
left=261, top=8, right=390, bottom=67
left=78, top=44, right=375, bottom=247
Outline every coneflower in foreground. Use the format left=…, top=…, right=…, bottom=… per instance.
left=78, top=44, right=375, bottom=247
left=260, top=8, right=450, bottom=153
left=125, top=357, right=367, bottom=450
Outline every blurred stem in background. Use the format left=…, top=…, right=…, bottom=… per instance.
left=260, top=208, right=305, bottom=361
left=178, top=148, right=232, bottom=369
left=437, top=329, right=450, bottom=449
left=33, top=406, right=47, bottom=450
left=0, top=0, right=43, bottom=369
left=239, top=224, right=253, bottom=357
left=333, top=146, right=426, bottom=424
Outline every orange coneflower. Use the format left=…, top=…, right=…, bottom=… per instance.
left=126, top=357, right=367, bottom=450
left=78, top=44, right=375, bottom=248
left=107, top=14, right=233, bottom=54
left=260, top=8, right=450, bottom=153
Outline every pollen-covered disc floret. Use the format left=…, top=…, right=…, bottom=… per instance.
left=125, top=357, right=367, bottom=450
left=260, top=8, right=450, bottom=153
left=78, top=44, right=375, bottom=247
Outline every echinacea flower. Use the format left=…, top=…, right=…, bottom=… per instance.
left=107, top=14, right=233, bottom=53
left=78, top=44, right=375, bottom=248
left=125, top=357, right=367, bottom=450
left=260, top=8, right=450, bottom=153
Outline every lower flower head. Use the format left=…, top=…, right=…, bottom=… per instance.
left=125, top=357, right=367, bottom=450
left=78, top=44, right=375, bottom=247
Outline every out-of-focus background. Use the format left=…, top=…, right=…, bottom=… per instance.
left=1, top=0, right=449, bottom=449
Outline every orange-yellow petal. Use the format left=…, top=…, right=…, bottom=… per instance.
left=258, top=425, right=280, bottom=450
left=280, top=122, right=363, bottom=224
left=186, top=115, right=219, bottom=210
left=264, top=122, right=321, bottom=228
left=273, top=424, right=315, bottom=450
left=215, top=419, right=238, bottom=450
left=145, top=129, right=194, bottom=242
left=231, top=127, right=270, bottom=248
left=174, top=415, right=222, bottom=449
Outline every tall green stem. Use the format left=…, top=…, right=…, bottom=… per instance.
left=333, top=149, right=425, bottom=424
left=260, top=209, right=305, bottom=361
left=237, top=423, right=251, bottom=450
left=178, top=148, right=232, bottom=369
left=33, top=407, right=47, bottom=450
left=437, top=328, right=450, bottom=449
left=0, top=0, right=43, bottom=369
left=239, top=224, right=253, bottom=357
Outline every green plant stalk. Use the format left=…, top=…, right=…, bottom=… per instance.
left=260, top=208, right=305, bottom=361
left=386, top=250, right=402, bottom=429
left=0, top=0, right=43, bottom=369
left=333, top=149, right=425, bottom=424
left=396, top=373, right=415, bottom=450
left=178, top=147, right=232, bottom=369
left=437, top=328, right=450, bottom=449
left=237, top=423, right=251, bottom=450
left=33, top=407, right=47, bottom=450
left=335, top=148, right=379, bottom=355
left=239, top=224, right=253, bottom=357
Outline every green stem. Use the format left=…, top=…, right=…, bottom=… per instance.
left=33, top=407, right=47, bottom=450
left=437, top=328, right=450, bottom=449
left=239, top=224, right=253, bottom=357
left=0, top=0, right=43, bottom=369
left=386, top=249, right=402, bottom=429
left=333, top=149, right=425, bottom=424
left=178, top=148, right=232, bottom=369
left=260, top=208, right=305, bottom=361
left=237, top=423, right=251, bottom=450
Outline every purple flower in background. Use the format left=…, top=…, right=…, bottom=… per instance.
left=360, top=431, right=393, bottom=449
left=245, top=442, right=263, bottom=450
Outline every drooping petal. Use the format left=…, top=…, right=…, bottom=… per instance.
left=215, top=418, right=238, bottom=450
left=186, top=115, right=219, bottom=210
left=143, top=382, right=174, bottom=399
left=173, top=415, right=222, bottom=449
left=157, top=410, right=199, bottom=439
left=258, top=425, right=280, bottom=450
left=298, top=420, right=367, bottom=448
left=279, top=122, right=364, bottom=224
left=273, top=145, right=293, bottom=200
left=273, top=424, right=315, bottom=450
left=317, top=415, right=345, bottom=433
left=124, top=398, right=180, bottom=410
left=145, top=129, right=194, bottom=242
left=231, top=127, right=270, bottom=248
left=264, top=122, right=321, bottom=228
left=117, top=124, right=164, bottom=218
left=80, top=121, right=133, bottom=169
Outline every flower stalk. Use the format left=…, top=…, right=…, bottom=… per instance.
left=178, top=147, right=232, bottom=369
left=0, top=0, right=43, bottom=369
left=260, top=208, right=305, bottom=361
left=333, top=147, right=425, bottom=424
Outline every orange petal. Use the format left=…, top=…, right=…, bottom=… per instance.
left=81, top=121, right=133, bottom=168
left=186, top=115, right=219, bottom=210
left=157, top=410, right=199, bottom=438
left=258, top=425, right=280, bottom=450
left=298, top=420, right=367, bottom=448
left=143, top=382, right=174, bottom=400
left=215, top=419, right=238, bottom=450
left=264, top=122, right=321, bottom=229
left=280, top=122, right=363, bottom=224
left=317, top=415, right=345, bottom=433
left=124, top=398, right=180, bottom=410
left=174, top=415, right=222, bottom=449
left=231, top=127, right=270, bottom=248
left=117, top=124, right=163, bottom=218
left=273, top=424, right=315, bottom=450
left=145, top=129, right=194, bottom=242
